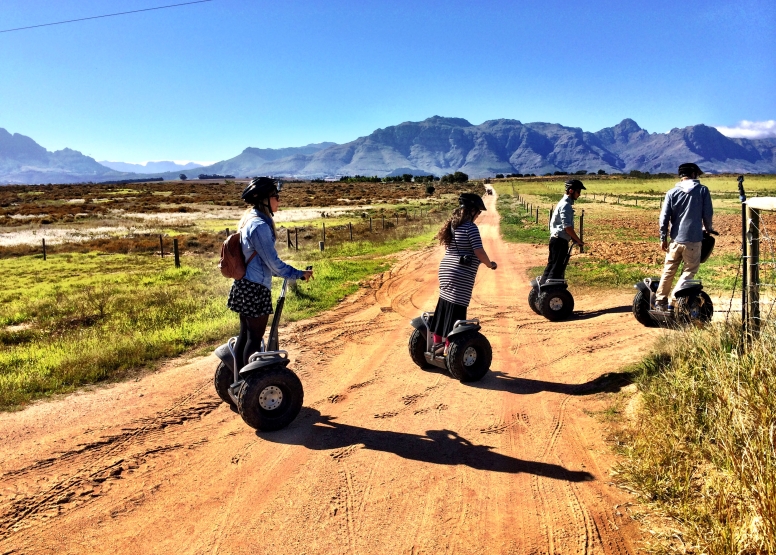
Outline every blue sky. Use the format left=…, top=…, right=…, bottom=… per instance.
left=1, top=0, right=774, bottom=164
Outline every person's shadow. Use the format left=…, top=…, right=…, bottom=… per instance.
left=262, top=409, right=593, bottom=483
left=470, top=370, right=634, bottom=396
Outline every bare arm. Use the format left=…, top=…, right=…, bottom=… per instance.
left=473, top=248, right=497, bottom=269
left=564, top=226, right=583, bottom=245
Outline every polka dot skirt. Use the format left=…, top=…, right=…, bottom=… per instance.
left=227, top=279, right=274, bottom=317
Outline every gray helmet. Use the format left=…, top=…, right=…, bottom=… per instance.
left=678, top=163, right=703, bottom=177
left=458, top=193, right=486, bottom=211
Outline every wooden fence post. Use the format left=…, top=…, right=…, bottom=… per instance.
left=295, top=227, right=298, bottom=250
left=173, top=239, right=180, bottom=268
left=746, top=205, right=760, bottom=337
left=579, top=210, right=585, bottom=253
left=370, top=217, right=373, bottom=232
left=42, top=238, right=47, bottom=261
left=159, top=235, right=164, bottom=258
left=349, top=222, right=353, bottom=240
left=323, top=222, right=326, bottom=243
left=382, top=215, right=385, bottom=229
left=319, top=241, right=325, bottom=251
left=535, top=207, right=539, bottom=224
left=287, top=229, right=292, bottom=248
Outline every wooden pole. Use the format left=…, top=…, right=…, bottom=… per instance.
left=322, top=222, right=326, bottom=243
left=535, top=207, right=539, bottom=224
left=287, top=229, right=292, bottom=248
left=349, top=222, right=353, bottom=241
left=225, top=228, right=229, bottom=237
left=746, top=205, right=760, bottom=337
left=382, top=215, right=385, bottom=229
left=579, top=210, right=585, bottom=253
left=370, top=217, right=373, bottom=232
left=319, top=241, right=325, bottom=252
left=173, top=239, right=180, bottom=268
left=42, top=238, right=46, bottom=261
left=295, top=227, right=298, bottom=250
left=159, top=235, right=164, bottom=258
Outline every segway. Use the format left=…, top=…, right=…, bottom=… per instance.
left=408, top=312, right=492, bottom=382
left=528, top=243, right=575, bottom=321
left=632, top=231, right=718, bottom=327
left=213, top=267, right=311, bottom=431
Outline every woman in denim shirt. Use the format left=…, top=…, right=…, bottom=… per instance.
left=227, top=177, right=313, bottom=369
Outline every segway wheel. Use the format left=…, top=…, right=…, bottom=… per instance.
left=676, top=291, right=713, bottom=326
left=237, top=365, right=304, bottom=431
left=538, top=289, right=575, bottom=321
left=408, top=328, right=432, bottom=369
left=528, top=287, right=542, bottom=315
left=446, top=331, right=492, bottom=382
left=632, top=289, right=658, bottom=328
left=214, top=361, right=237, bottom=409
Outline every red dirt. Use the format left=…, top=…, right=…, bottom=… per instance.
left=0, top=192, right=658, bottom=554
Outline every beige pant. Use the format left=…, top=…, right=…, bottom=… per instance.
left=656, top=241, right=702, bottom=304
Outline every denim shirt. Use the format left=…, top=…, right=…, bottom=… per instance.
left=549, top=195, right=575, bottom=241
left=659, top=180, right=713, bottom=243
left=239, top=209, right=305, bottom=288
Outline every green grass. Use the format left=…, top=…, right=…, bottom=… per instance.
left=0, top=226, right=440, bottom=409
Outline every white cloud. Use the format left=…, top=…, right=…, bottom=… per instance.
left=716, top=120, right=776, bottom=139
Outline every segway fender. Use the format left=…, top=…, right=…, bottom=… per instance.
left=410, top=316, right=428, bottom=334
left=447, top=323, right=481, bottom=338
left=633, top=281, right=650, bottom=294
left=674, top=284, right=703, bottom=299
left=239, top=356, right=291, bottom=377
left=215, top=343, right=233, bottom=372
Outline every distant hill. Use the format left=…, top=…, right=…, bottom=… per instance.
left=98, top=160, right=204, bottom=173
left=2, top=120, right=775, bottom=185
left=0, top=128, right=128, bottom=184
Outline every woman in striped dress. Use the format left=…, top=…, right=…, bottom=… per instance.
left=431, top=193, right=497, bottom=354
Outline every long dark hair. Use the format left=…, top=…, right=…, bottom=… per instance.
left=436, top=206, right=480, bottom=246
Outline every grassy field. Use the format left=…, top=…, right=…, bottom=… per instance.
left=493, top=175, right=776, bottom=293
left=0, top=179, right=483, bottom=409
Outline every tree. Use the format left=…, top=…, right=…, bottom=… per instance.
left=179, top=174, right=187, bottom=180
left=574, top=170, right=587, bottom=175
left=495, top=173, right=504, bottom=179
left=425, top=184, right=436, bottom=195
left=402, top=173, right=413, bottom=183
left=597, top=169, right=607, bottom=175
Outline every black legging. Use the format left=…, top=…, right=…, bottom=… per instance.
left=234, top=314, right=270, bottom=369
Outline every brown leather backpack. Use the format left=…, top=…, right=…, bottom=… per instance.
left=218, top=217, right=257, bottom=279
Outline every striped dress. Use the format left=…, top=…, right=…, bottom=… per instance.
left=438, top=221, right=483, bottom=307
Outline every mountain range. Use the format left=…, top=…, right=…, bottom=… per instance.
left=2, top=118, right=775, bottom=184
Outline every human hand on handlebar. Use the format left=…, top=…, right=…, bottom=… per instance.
left=302, top=265, right=313, bottom=281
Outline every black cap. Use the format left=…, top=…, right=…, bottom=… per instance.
left=564, top=179, right=586, bottom=191
left=678, top=163, right=703, bottom=177
left=458, top=193, right=487, bottom=211
left=241, top=176, right=279, bottom=203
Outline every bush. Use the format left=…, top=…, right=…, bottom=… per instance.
left=425, top=184, right=435, bottom=195
left=597, top=169, right=607, bottom=175
left=495, top=173, right=504, bottom=179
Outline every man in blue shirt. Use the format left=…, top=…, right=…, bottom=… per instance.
left=655, top=163, right=714, bottom=312
left=540, top=179, right=585, bottom=283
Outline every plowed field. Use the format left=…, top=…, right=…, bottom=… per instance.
left=0, top=192, right=659, bottom=554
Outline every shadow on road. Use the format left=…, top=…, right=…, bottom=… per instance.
left=262, top=409, right=593, bottom=482
left=572, top=305, right=633, bottom=320
left=472, top=371, right=634, bottom=396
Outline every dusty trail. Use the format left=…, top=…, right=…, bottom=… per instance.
left=0, top=193, right=658, bottom=554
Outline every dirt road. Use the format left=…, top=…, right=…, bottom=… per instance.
left=0, top=194, right=659, bottom=554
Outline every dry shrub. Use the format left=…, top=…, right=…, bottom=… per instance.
left=619, top=320, right=776, bottom=553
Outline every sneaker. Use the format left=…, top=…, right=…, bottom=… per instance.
left=653, top=301, right=669, bottom=312
left=432, top=343, right=445, bottom=356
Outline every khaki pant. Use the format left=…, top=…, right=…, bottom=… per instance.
left=656, top=241, right=702, bottom=304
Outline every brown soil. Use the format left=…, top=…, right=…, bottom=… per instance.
left=0, top=193, right=657, bottom=554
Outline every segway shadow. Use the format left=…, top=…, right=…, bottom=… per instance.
left=408, top=312, right=492, bottom=382
left=213, top=267, right=311, bottom=431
